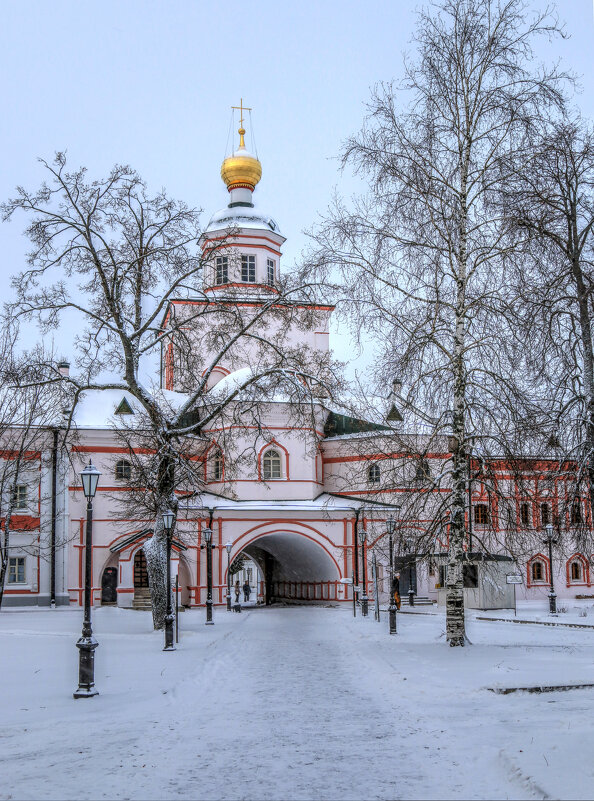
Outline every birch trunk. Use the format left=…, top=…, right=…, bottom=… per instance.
left=144, top=454, right=175, bottom=629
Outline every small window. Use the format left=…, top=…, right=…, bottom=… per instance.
left=571, top=502, right=582, bottom=526
left=540, top=503, right=550, bottom=527
left=115, top=397, right=134, bottom=415
left=520, top=503, right=531, bottom=528
left=216, top=256, right=228, bottom=285
left=438, top=564, right=448, bottom=586
left=115, top=460, right=131, bottom=481
left=241, top=254, right=256, bottom=283
left=414, top=459, right=431, bottom=484
left=262, top=449, right=282, bottom=480
left=531, top=561, right=544, bottom=582
left=368, top=463, right=381, bottom=484
left=209, top=450, right=223, bottom=482
left=8, top=557, right=26, bottom=584
left=267, top=258, right=275, bottom=286
left=474, top=504, right=489, bottom=525
left=12, top=485, right=28, bottom=509
left=570, top=561, right=582, bottom=581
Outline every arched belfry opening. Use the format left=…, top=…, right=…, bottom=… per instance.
left=238, top=532, right=341, bottom=605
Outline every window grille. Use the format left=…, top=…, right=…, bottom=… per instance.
left=262, top=449, right=282, bottom=480
left=241, top=254, right=256, bottom=283
left=216, top=256, right=228, bottom=285
left=474, top=504, right=489, bottom=525
left=12, top=485, right=27, bottom=509
left=8, top=557, right=25, bottom=584
left=368, top=463, right=380, bottom=484
left=115, top=460, right=132, bottom=480
left=531, top=561, right=544, bottom=582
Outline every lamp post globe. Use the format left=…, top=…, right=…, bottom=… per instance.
left=204, top=527, right=214, bottom=624
left=162, top=508, right=176, bottom=651
left=73, top=460, right=101, bottom=698
left=225, top=541, right=232, bottom=611
left=358, top=527, right=369, bottom=617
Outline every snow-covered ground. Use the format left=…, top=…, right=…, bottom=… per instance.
left=1, top=603, right=593, bottom=800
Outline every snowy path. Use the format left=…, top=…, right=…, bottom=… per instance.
left=1, top=605, right=594, bottom=800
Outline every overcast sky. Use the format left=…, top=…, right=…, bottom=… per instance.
left=1, top=0, right=593, bottom=367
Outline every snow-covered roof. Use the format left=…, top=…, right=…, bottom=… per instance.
left=180, top=492, right=399, bottom=514
left=205, top=204, right=283, bottom=236
left=71, top=387, right=191, bottom=428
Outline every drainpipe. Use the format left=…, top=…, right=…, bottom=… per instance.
left=50, top=428, right=58, bottom=608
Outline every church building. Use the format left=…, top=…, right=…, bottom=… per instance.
left=3, top=113, right=592, bottom=612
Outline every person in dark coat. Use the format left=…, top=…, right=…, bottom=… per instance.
left=243, top=580, right=251, bottom=602
left=234, top=579, right=241, bottom=603
left=392, top=572, right=401, bottom=610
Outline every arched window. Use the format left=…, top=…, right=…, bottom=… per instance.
left=262, top=449, right=282, bottom=480
left=115, top=459, right=131, bottom=480
left=368, top=463, right=381, bottom=484
left=414, top=459, right=431, bottom=484
left=209, top=449, right=223, bottom=482
left=571, top=501, right=582, bottom=526
left=531, top=561, right=544, bottom=582
left=520, top=503, right=531, bottom=528
left=540, top=503, right=550, bottom=527
left=570, top=561, right=582, bottom=581
left=474, top=504, right=489, bottom=525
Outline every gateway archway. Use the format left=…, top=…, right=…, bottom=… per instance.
left=238, top=531, right=342, bottom=604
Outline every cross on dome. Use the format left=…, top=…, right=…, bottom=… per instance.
left=221, top=100, right=262, bottom=193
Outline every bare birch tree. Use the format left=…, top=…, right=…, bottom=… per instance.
left=310, top=0, right=566, bottom=645
left=499, top=116, right=594, bottom=548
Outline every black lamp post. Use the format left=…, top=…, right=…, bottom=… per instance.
left=225, top=541, right=232, bottom=611
left=204, top=527, right=214, bottom=625
left=73, top=460, right=101, bottom=699
left=406, top=540, right=416, bottom=607
left=162, top=508, right=175, bottom=651
left=359, top=526, right=368, bottom=617
left=387, top=511, right=399, bottom=635
left=544, top=522, right=557, bottom=614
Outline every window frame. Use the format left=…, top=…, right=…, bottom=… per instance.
left=262, top=448, right=282, bottom=480
left=8, top=556, right=26, bottom=584
left=367, top=463, right=381, bottom=484
left=215, top=255, right=229, bottom=285
left=531, top=560, right=544, bottom=582
left=267, top=258, right=275, bottom=286
left=520, top=502, right=531, bottom=528
left=474, top=504, right=489, bottom=526
left=241, top=254, right=256, bottom=283
left=115, top=459, right=132, bottom=481
left=209, top=449, right=224, bottom=482
left=12, top=485, right=28, bottom=510
left=540, top=502, right=550, bottom=527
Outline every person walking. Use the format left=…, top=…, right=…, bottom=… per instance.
left=392, top=572, right=401, bottom=611
left=243, top=580, right=251, bottom=603
left=234, top=579, right=241, bottom=603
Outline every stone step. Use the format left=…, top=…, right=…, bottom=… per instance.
left=403, top=596, right=434, bottom=606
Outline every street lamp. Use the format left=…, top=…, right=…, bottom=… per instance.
left=225, top=541, right=232, bottom=611
left=73, top=460, right=101, bottom=699
left=386, top=510, right=400, bottom=635
left=405, top=539, right=416, bottom=607
left=358, top=526, right=368, bottom=617
left=544, top=523, right=557, bottom=614
left=162, top=508, right=175, bottom=651
left=203, top=527, right=214, bottom=625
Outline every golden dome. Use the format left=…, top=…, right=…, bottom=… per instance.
left=220, top=126, right=262, bottom=191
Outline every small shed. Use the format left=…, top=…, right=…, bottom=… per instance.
left=434, top=552, right=516, bottom=610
